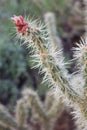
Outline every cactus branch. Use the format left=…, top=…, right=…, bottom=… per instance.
left=11, top=15, right=81, bottom=102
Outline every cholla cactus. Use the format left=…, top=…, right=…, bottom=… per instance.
left=15, top=88, right=64, bottom=130
left=0, top=90, right=66, bottom=130
left=0, top=103, right=27, bottom=130
left=11, top=13, right=87, bottom=130
left=11, top=15, right=78, bottom=98
left=0, top=90, right=74, bottom=130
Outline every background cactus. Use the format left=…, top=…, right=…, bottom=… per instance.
left=0, top=88, right=73, bottom=130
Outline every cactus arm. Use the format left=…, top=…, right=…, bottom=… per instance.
left=12, top=16, right=81, bottom=102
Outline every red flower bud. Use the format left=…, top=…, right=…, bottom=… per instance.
left=11, top=15, right=28, bottom=33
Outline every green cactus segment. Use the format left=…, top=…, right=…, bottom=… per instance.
left=17, top=19, right=80, bottom=102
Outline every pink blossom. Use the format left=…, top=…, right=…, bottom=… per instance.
left=11, top=15, right=28, bottom=33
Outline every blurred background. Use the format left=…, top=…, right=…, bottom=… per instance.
left=0, top=0, right=85, bottom=130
